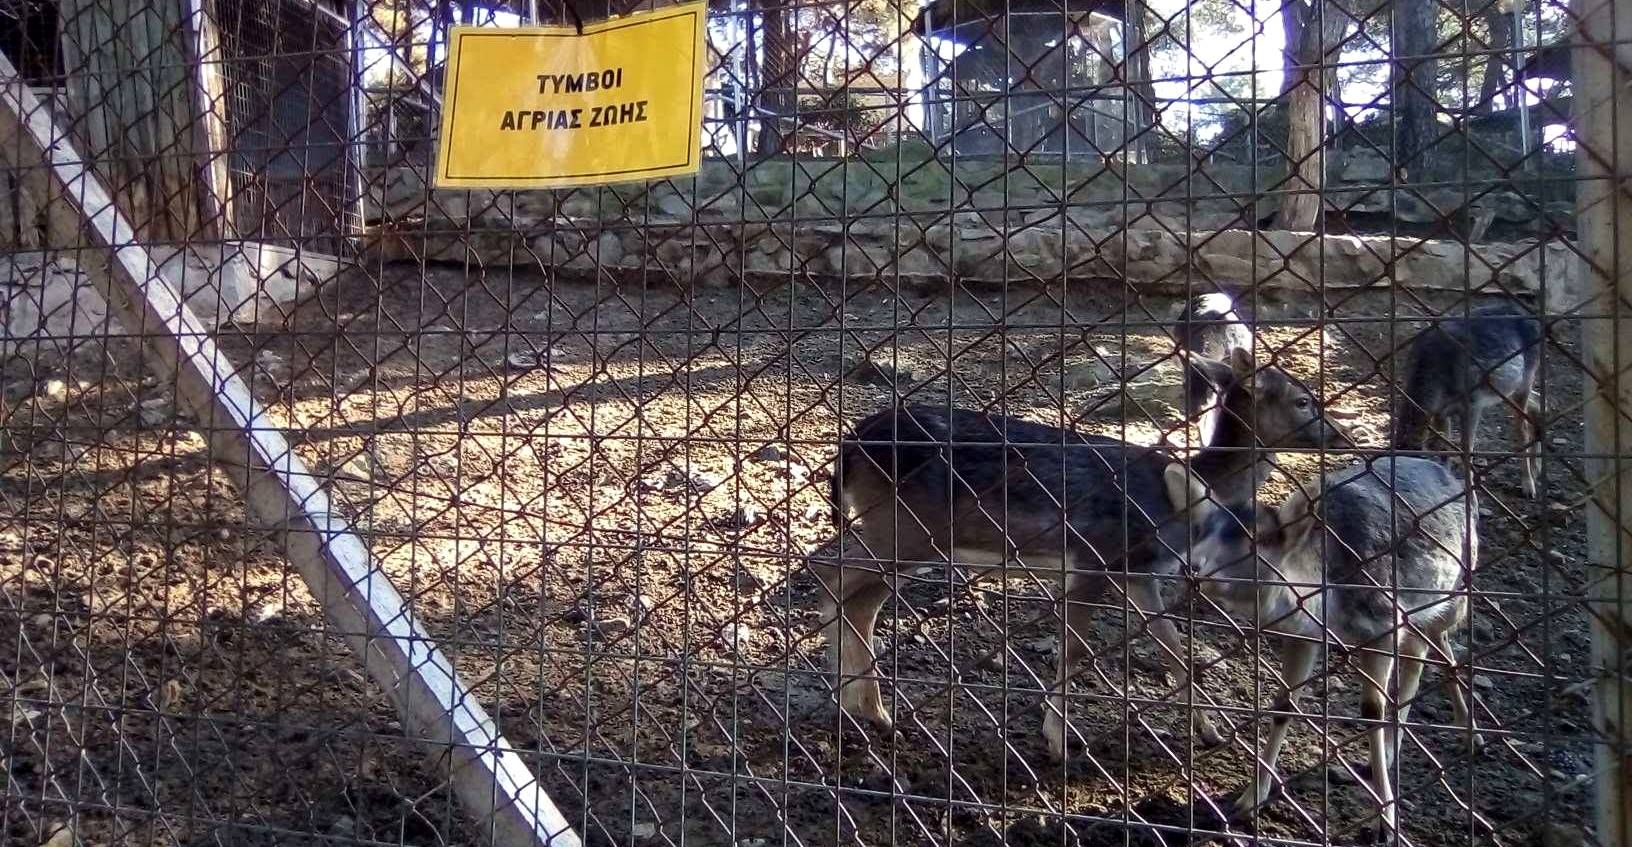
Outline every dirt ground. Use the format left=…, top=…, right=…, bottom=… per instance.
left=0, top=264, right=1596, bottom=847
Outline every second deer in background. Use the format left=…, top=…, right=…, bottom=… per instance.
left=1394, top=300, right=1543, bottom=498
left=1174, top=292, right=1251, bottom=447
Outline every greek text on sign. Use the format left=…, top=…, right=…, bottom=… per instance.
left=433, top=2, right=706, bottom=189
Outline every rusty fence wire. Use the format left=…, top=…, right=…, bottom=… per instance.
left=0, top=0, right=1619, bottom=845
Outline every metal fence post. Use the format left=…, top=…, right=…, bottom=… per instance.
left=1574, top=0, right=1632, bottom=839
left=0, top=55, right=579, bottom=847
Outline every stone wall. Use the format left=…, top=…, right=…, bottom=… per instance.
left=366, top=214, right=1575, bottom=304
left=362, top=151, right=1578, bottom=312
left=0, top=243, right=333, bottom=362
left=367, top=149, right=1572, bottom=236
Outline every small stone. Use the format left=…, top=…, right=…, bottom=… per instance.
left=977, top=650, right=1007, bottom=671
left=848, top=356, right=909, bottom=388
left=656, top=192, right=692, bottom=219
left=1340, top=150, right=1390, bottom=183
left=337, top=453, right=379, bottom=483
left=721, top=623, right=754, bottom=649
left=594, top=231, right=625, bottom=267
left=718, top=504, right=766, bottom=530
left=506, top=350, right=549, bottom=371
left=751, top=443, right=788, bottom=463
left=1559, top=652, right=1573, bottom=663
left=29, top=613, right=51, bottom=629
left=1551, top=437, right=1570, bottom=447
left=593, top=615, right=632, bottom=637
left=1026, top=637, right=1057, bottom=656
left=1474, top=674, right=1495, bottom=690
left=1065, top=359, right=1111, bottom=391
left=215, top=527, right=233, bottom=542
left=329, top=816, right=355, bottom=835
left=140, top=397, right=175, bottom=426
left=925, top=596, right=951, bottom=617
left=633, top=594, right=657, bottom=614
left=250, top=602, right=286, bottom=625
left=255, top=349, right=287, bottom=377
left=644, top=465, right=720, bottom=495
left=1546, top=549, right=1570, bottom=565
left=38, top=823, right=75, bottom=847
left=738, top=839, right=769, bottom=847
left=40, top=379, right=66, bottom=400
left=631, top=822, right=658, bottom=840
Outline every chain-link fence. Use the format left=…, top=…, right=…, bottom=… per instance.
left=0, top=0, right=1624, bottom=845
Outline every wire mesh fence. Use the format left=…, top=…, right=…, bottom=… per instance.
left=0, top=0, right=1621, bottom=845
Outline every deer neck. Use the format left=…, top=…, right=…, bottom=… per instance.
left=1191, top=444, right=1275, bottom=506
left=1202, top=537, right=1309, bottom=634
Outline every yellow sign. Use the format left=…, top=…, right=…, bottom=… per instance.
left=433, top=3, right=707, bottom=189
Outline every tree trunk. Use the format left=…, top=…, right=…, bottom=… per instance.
left=1280, top=0, right=1305, bottom=96
left=1475, top=6, right=1512, bottom=113
left=59, top=0, right=214, bottom=242
left=755, top=0, right=794, bottom=156
left=1392, top=0, right=1440, bottom=180
left=1279, top=0, right=1347, bottom=229
left=1125, top=0, right=1156, bottom=161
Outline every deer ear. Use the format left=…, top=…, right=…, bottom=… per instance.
left=1274, top=487, right=1316, bottom=550
left=1228, top=346, right=1255, bottom=382
left=1187, top=355, right=1233, bottom=391
left=1163, top=462, right=1212, bottom=523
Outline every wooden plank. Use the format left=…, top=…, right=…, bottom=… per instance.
left=1573, top=0, right=1632, bottom=839
left=57, top=0, right=204, bottom=241
left=0, top=57, right=577, bottom=847
left=186, top=0, right=237, bottom=240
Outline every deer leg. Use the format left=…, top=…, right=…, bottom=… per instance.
left=1464, top=400, right=1489, bottom=468
left=1357, top=648, right=1400, bottom=844
left=1127, top=576, right=1222, bottom=748
left=1426, top=413, right=1456, bottom=466
left=1043, top=567, right=1095, bottom=760
left=1434, top=629, right=1484, bottom=752
left=1231, top=636, right=1318, bottom=818
left=1518, top=388, right=1542, bottom=500
left=815, top=558, right=894, bottom=730
left=1391, top=637, right=1429, bottom=767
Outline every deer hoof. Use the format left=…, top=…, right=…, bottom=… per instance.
left=1225, top=779, right=1279, bottom=821
left=1042, top=712, right=1069, bottom=761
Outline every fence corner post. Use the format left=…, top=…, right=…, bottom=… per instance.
left=1574, top=0, right=1632, bottom=839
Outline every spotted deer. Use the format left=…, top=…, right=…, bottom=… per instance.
left=1163, top=454, right=1481, bottom=840
left=818, top=348, right=1346, bottom=758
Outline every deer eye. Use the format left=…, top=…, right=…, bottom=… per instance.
left=1295, top=397, right=1312, bottom=410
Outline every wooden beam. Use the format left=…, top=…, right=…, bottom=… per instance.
left=186, top=0, right=236, bottom=240
left=57, top=0, right=205, bottom=241
left=0, top=56, right=578, bottom=847
left=1574, top=0, right=1632, bottom=840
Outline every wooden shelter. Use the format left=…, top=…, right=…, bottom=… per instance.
left=913, top=0, right=1131, bottom=157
